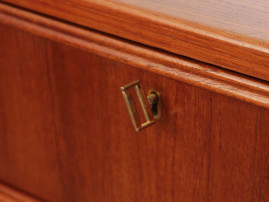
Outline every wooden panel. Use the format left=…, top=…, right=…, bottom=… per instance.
left=0, top=3, right=268, bottom=109
left=0, top=183, right=42, bottom=202
left=0, top=23, right=268, bottom=202
left=0, top=24, right=62, bottom=202
left=114, top=0, right=269, bottom=40
left=1, top=1, right=268, bottom=80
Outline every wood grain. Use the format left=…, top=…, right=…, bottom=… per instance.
left=114, top=0, right=269, bottom=40
left=0, top=3, right=268, bottom=109
left=0, top=183, right=42, bottom=202
left=0, top=22, right=268, bottom=202
left=1, top=1, right=268, bottom=80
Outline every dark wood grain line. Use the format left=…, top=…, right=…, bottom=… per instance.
left=1, top=0, right=268, bottom=80
left=0, top=3, right=268, bottom=108
left=44, top=41, right=64, bottom=201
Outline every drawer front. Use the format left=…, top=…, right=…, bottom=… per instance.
left=0, top=22, right=268, bottom=202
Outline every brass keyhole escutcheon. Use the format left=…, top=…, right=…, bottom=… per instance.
left=121, top=80, right=161, bottom=132
left=147, top=89, right=161, bottom=120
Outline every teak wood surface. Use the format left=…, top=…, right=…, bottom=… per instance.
left=0, top=3, right=268, bottom=109
left=0, top=6, right=269, bottom=201
left=1, top=0, right=269, bottom=81
left=0, top=183, right=41, bottom=202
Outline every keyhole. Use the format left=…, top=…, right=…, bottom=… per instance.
left=147, top=90, right=161, bottom=120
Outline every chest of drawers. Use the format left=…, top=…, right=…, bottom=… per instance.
left=0, top=1, right=268, bottom=201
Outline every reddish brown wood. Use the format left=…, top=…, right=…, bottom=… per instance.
left=0, top=183, right=41, bottom=202
left=114, top=0, right=269, bottom=40
left=0, top=22, right=268, bottom=202
left=0, top=3, right=268, bottom=109
left=1, top=0, right=268, bottom=80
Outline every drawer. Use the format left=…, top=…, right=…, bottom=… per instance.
left=0, top=4, right=269, bottom=202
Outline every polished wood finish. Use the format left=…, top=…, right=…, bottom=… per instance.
left=1, top=1, right=269, bottom=80
left=115, top=0, right=269, bottom=40
left=0, top=3, right=268, bottom=109
left=0, top=20, right=268, bottom=202
left=0, top=183, right=41, bottom=202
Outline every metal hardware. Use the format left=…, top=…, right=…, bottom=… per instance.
left=121, top=80, right=161, bottom=132
left=147, top=93, right=157, bottom=105
left=147, top=89, right=161, bottom=120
